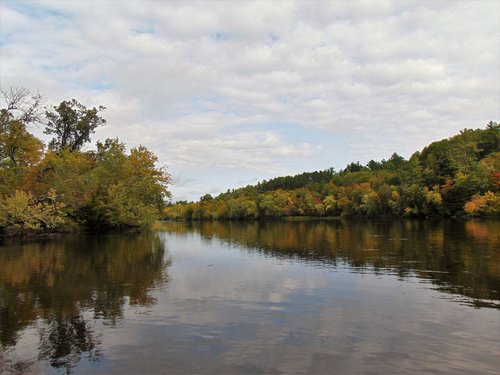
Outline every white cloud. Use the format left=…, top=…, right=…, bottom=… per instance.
left=1, top=0, right=499, bottom=200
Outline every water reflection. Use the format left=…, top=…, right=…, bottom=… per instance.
left=165, top=219, right=500, bottom=308
left=1, top=220, right=498, bottom=374
left=0, top=232, right=170, bottom=373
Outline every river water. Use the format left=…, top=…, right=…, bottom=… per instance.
left=0, top=219, right=499, bottom=374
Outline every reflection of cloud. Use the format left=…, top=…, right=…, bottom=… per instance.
left=3, top=223, right=497, bottom=372
left=94, top=229, right=500, bottom=373
left=1, top=1, right=499, bottom=200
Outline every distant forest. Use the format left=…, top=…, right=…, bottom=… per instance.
left=165, top=122, right=499, bottom=220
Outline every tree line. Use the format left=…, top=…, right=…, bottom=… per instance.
left=0, top=88, right=170, bottom=235
left=165, top=122, right=499, bottom=220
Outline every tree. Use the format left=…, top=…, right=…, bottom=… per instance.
left=1, top=88, right=45, bottom=167
left=200, top=193, right=213, bottom=202
left=385, top=152, right=406, bottom=170
left=0, top=119, right=43, bottom=167
left=44, top=99, right=106, bottom=152
left=0, top=87, right=44, bottom=126
left=1, top=88, right=45, bottom=194
left=0, top=189, right=67, bottom=235
left=128, top=145, right=171, bottom=207
left=464, top=191, right=500, bottom=216
left=85, top=138, right=171, bottom=228
left=344, top=161, right=364, bottom=173
left=367, top=159, right=382, bottom=171
left=1, top=90, right=174, bottom=233
left=25, top=149, right=97, bottom=217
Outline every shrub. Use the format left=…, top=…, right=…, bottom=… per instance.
left=0, top=189, right=67, bottom=235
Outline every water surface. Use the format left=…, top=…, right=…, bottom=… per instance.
left=0, top=220, right=499, bottom=374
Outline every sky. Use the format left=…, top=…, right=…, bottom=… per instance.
left=0, top=0, right=499, bottom=202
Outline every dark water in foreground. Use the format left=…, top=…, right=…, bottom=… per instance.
left=0, top=219, right=499, bottom=374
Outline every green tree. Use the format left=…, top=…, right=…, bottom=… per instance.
left=44, top=99, right=106, bottom=152
left=85, top=138, right=171, bottom=228
left=200, top=193, right=213, bottom=201
left=259, top=191, right=288, bottom=217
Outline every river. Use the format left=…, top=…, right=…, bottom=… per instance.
left=0, top=219, right=499, bottom=374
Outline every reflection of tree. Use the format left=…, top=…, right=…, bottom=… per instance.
left=171, top=219, right=500, bottom=308
left=38, top=313, right=100, bottom=369
left=0, top=232, right=170, bottom=372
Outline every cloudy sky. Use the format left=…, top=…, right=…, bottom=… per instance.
left=1, top=1, right=499, bottom=201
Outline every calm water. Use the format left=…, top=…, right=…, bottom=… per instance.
left=0, top=219, right=499, bottom=374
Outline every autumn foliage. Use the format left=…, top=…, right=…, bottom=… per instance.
left=165, top=122, right=499, bottom=220
left=1, top=89, right=170, bottom=235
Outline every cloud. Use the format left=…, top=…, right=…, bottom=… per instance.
left=1, top=0, right=499, bottom=200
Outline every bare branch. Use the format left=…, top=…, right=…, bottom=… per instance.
left=1, top=87, right=46, bottom=126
